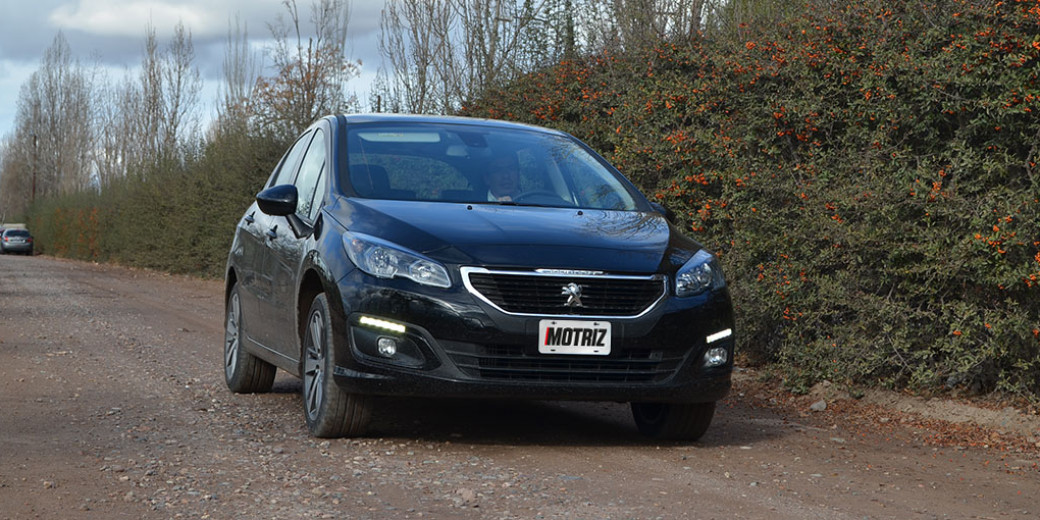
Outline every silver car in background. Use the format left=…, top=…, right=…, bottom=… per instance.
left=1, top=229, right=34, bottom=255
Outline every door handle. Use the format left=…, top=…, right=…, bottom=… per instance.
left=244, top=212, right=255, bottom=224
left=266, top=225, right=278, bottom=239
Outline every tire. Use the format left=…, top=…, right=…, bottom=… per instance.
left=631, top=401, right=716, bottom=441
left=224, top=284, right=276, bottom=393
left=302, top=293, right=371, bottom=438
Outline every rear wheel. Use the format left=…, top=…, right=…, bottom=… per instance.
left=224, top=284, right=276, bottom=393
left=631, top=401, right=716, bottom=441
left=302, top=293, right=371, bottom=438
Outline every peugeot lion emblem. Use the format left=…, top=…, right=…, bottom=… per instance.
left=561, top=282, right=584, bottom=307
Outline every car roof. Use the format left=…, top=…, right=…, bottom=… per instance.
left=335, top=113, right=570, bottom=137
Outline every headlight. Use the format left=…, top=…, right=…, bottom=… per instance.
left=342, top=232, right=451, bottom=288
left=675, top=249, right=726, bottom=297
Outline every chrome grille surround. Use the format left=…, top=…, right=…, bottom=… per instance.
left=460, top=266, right=667, bottom=318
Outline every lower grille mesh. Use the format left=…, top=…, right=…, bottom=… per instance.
left=443, top=343, right=684, bottom=383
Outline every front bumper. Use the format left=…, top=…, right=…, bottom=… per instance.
left=330, top=274, right=735, bottom=404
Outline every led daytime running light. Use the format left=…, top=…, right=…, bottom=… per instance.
left=706, top=328, right=732, bottom=344
left=359, top=316, right=406, bottom=334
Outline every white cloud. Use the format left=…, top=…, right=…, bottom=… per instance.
left=0, top=0, right=386, bottom=136
left=45, top=0, right=292, bottom=41
left=49, top=1, right=218, bottom=38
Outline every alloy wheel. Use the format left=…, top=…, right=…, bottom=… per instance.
left=303, top=308, right=327, bottom=422
left=224, top=292, right=241, bottom=380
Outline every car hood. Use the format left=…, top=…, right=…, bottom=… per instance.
left=332, top=199, right=702, bottom=273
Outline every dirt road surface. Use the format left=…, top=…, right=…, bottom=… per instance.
left=2, top=254, right=1038, bottom=519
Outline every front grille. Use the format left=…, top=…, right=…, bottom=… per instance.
left=463, top=269, right=665, bottom=317
left=444, top=342, right=684, bottom=383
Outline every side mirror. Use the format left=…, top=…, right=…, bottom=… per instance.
left=257, top=184, right=315, bottom=239
left=649, top=202, right=677, bottom=224
left=257, top=184, right=298, bottom=216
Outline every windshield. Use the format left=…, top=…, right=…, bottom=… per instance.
left=343, top=122, right=644, bottom=210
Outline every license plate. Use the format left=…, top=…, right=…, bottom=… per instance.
left=538, top=319, right=611, bottom=355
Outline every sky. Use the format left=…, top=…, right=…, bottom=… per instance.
left=0, top=0, right=387, bottom=138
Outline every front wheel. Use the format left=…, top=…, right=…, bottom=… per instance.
left=224, top=284, right=276, bottom=393
left=302, top=293, right=371, bottom=438
left=631, top=401, right=716, bottom=441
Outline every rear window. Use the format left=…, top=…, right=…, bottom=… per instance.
left=5, top=230, right=30, bottom=237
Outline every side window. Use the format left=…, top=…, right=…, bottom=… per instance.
left=313, top=169, right=328, bottom=219
left=270, top=130, right=314, bottom=187
left=295, top=128, right=326, bottom=222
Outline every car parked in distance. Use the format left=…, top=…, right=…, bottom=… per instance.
left=223, top=114, right=735, bottom=441
left=1, top=228, right=33, bottom=255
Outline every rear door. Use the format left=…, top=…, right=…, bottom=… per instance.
left=229, top=200, right=266, bottom=345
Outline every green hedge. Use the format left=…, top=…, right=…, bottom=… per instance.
left=463, top=0, right=1040, bottom=396
left=28, top=130, right=286, bottom=278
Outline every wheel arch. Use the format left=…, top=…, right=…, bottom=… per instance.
left=224, top=267, right=239, bottom=306
left=296, top=258, right=348, bottom=366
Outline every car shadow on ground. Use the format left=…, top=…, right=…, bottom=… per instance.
left=266, top=375, right=781, bottom=448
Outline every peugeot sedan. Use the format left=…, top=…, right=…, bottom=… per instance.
left=223, top=114, right=734, bottom=440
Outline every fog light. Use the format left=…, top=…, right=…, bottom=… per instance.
left=704, top=347, right=728, bottom=367
left=377, top=337, right=398, bottom=357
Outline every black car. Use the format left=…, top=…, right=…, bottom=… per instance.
left=224, top=114, right=734, bottom=440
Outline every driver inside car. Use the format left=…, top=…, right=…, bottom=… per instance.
left=483, top=154, right=522, bottom=202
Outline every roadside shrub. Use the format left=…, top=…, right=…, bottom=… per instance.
left=28, top=130, right=285, bottom=278
left=465, top=0, right=1040, bottom=397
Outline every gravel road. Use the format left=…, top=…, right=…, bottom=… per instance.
left=1, top=254, right=1037, bottom=519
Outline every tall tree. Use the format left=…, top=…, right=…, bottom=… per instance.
left=704, top=0, right=800, bottom=37
left=135, top=22, right=202, bottom=166
left=216, top=15, right=261, bottom=134
left=160, top=22, right=202, bottom=158
left=579, top=0, right=710, bottom=51
left=455, top=0, right=545, bottom=100
left=93, top=76, right=140, bottom=187
left=92, top=23, right=202, bottom=183
left=8, top=32, right=96, bottom=202
left=376, top=0, right=550, bottom=115
left=376, top=0, right=455, bottom=113
left=516, top=0, right=578, bottom=68
left=0, top=135, right=33, bottom=218
left=252, top=0, right=360, bottom=139
left=138, top=26, right=165, bottom=165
